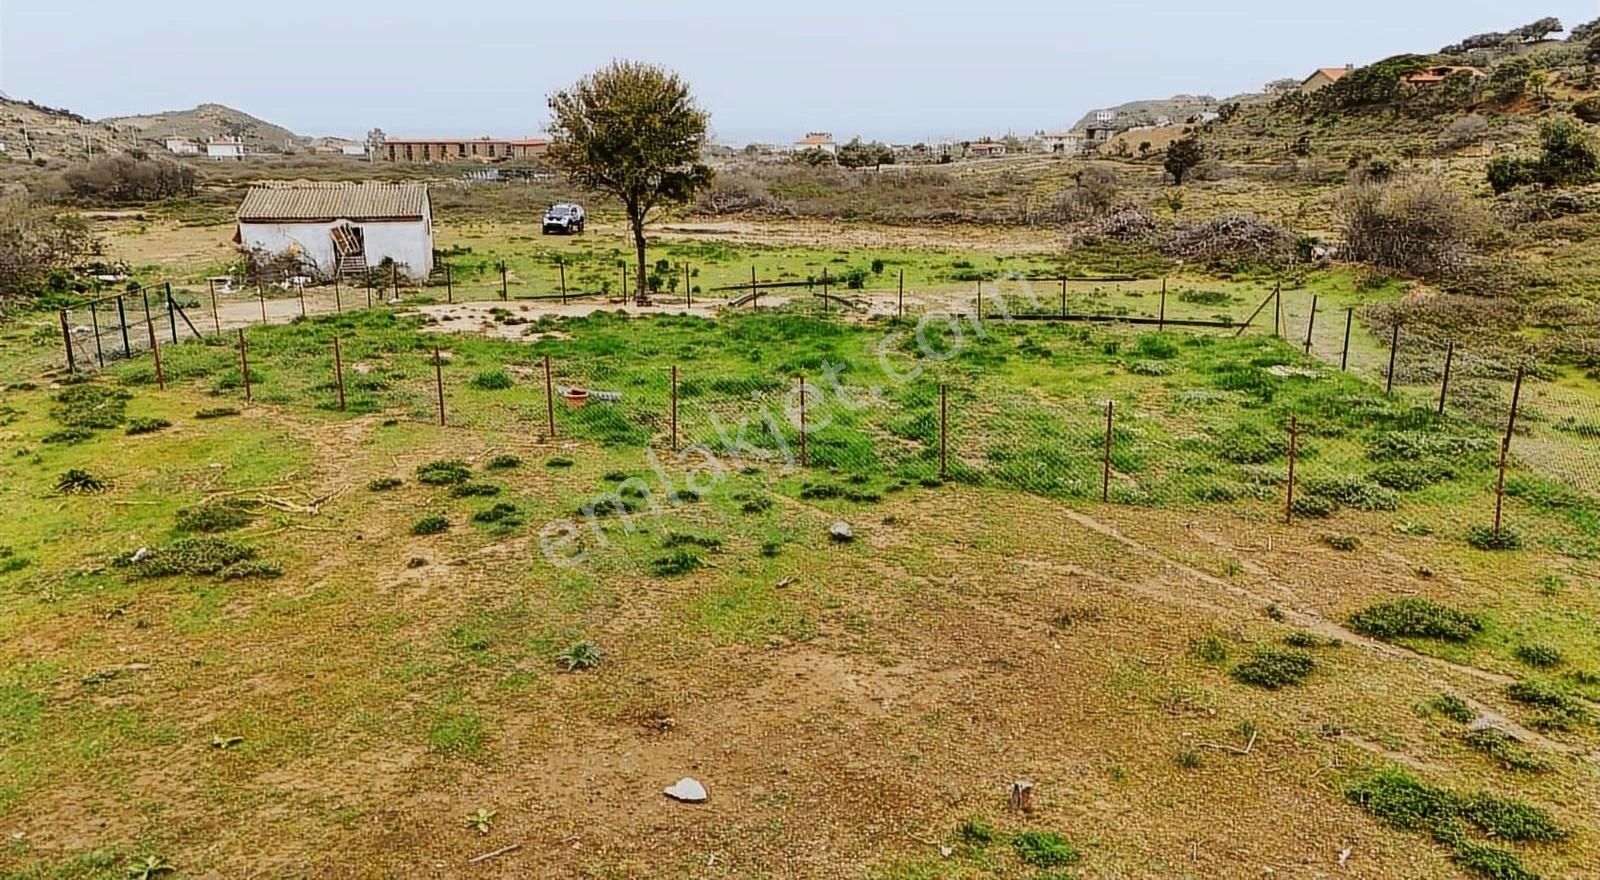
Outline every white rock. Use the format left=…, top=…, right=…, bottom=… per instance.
left=663, top=777, right=707, bottom=803
left=829, top=521, right=854, bottom=542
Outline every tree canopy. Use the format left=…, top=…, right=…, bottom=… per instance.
left=1164, top=135, right=1206, bottom=185
left=547, top=61, right=712, bottom=302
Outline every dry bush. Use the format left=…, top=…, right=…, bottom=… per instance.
left=693, top=172, right=777, bottom=216
left=1436, top=114, right=1490, bottom=153
left=60, top=156, right=197, bottom=204
left=1161, top=213, right=1299, bottom=268
left=1055, top=165, right=1122, bottom=221
left=0, top=192, right=98, bottom=306
left=1080, top=207, right=1163, bottom=245
left=1338, top=177, right=1491, bottom=279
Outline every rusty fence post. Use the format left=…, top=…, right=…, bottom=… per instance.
left=147, top=322, right=165, bottom=391
left=544, top=353, right=556, bottom=438
left=58, top=309, right=76, bottom=373
left=939, top=383, right=949, bottom=482
left=1285, top=416, right=1299, bottom=525
left=1438, top=341, right=1455, bottom=417
left=1304, top=294, right=1318, bottom=355
left=670, top=364, right=679, bottom=451
left=237, top=329, right=251, bottom=404
left=333, top=336, right=347, bottom=412
left=1102, top=400, right=1114, bottom=503
left=433, top=346, right=446, bottom=427
left=798, top=374, right=808, bottom=468
left=1386, top=323, right=1400, bottom=394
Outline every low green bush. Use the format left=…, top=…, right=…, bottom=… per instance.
left=411, top=514, right=450, bottom=536
left=1349, top=599, right=1483, bottom=643
left=1010, top=831, right=1079, bottom=869
left=417, top=460, right=472, bottom=485
left=1231, top=648, right=1315, bottom=689
left=125, top=417, right=172, bottom=436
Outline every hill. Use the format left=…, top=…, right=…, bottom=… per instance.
left=101, top=102, right=307, bottom=153
left=1070, top=94, right=1232, bottom=131
left=0, top=96, right=128, bottom=163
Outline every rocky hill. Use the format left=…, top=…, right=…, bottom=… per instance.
left=101, top=103, right=307, bottom=153
left=0, top=96, right=127, bottom=163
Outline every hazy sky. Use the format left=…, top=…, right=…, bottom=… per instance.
left=1, top=1, right=1592, bottom=144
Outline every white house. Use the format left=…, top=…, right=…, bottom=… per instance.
left=794, top=132, right=837, bottom=155
left=164, top=136, right=199, bottom=155
left=207, top=136, right=245, bottom=161
left=235, top=182, right=434, bottom=281
left=1039, top=131, right=1082, bottom=155
left=341, top=144, right=368, bottom=158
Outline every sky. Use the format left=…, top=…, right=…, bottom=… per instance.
left=0, top=1, right=1594, bottom=144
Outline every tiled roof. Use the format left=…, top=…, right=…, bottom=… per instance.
left=1305, top=67, right=1353, bottom=84
left=238, top=182, right=429, bottom=222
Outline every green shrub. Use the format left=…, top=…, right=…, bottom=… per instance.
left=1429, top=693, right=1475, bottom=724
left=1348, top=599, right=1482, bottom=643
left=1010, top=831, right=1079, bottom=869
left=1463, top=729, right=1549, bottom=774
left=1231, top=648, right=1315, bottom=689
left=1189, top=633, right=1229, bottom=664
left=1303, top=475, right=1400, bottom=512
left=1284, top=630, right=1325, bottom=649
left=194, top=407, right=241, bottom=420
left=368, top=477, right=403, bottom=491
left=546, top=456, right=575, bottom=469
left=219, top=560, right=283, bottom=581
left=417, top=460, right=472, bottom=485
left=450, top=482, right=502, bottom=498
left=1466, top=526, right=1522, bottom=552
left=1514, top=644, right=1562, bottom=670
left=1370, top=460, right=1456, bottom=492
left=1291, top=494, right=1337, bottom=518
left=557, top=641, right=602, bottom=671
left=55, top=469, right=108, bottom=494
left=1217, top=427, right=1285, bottom=464
left=117, top=536, right=258, bottom=579
left=468, top=369, right=514, bottom=391
left=1322, top=534, right=1360, bottom=552
left=42, top=427, right=94, bottom=445
left=649, top=549, right=703, bottom=577
left=50, top=385, right=130, bottom=430
left=472, top=503, right=523, bottom=526
left=174, top=499, right=254, bottom=534
left=1505, top=680, right=1590, bottom=730
left=411, top=514, right=450, bottom=536
left=957, top=817, right=995, bottom=847
left=125, top=417, right=171, bottom=436
left=661, top=532, right=722, bottom=550
left=485, top=454, right=523, bottom=470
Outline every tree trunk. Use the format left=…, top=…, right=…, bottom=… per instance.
left=630, top=209, right=648, bottom=305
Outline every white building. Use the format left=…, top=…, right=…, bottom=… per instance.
left=235, top=182, right=434, bottom=281
left=1039, top=132, right=1082, bottom=155
left=164, top=136, right=199, bottom=155
left=794, top=132, right=837, bottom=155
left=207, top=136, right=245, bottom=161
left=341, top=144, right=368, bottom=158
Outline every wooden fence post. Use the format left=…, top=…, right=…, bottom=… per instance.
left=433, top=346, right=445, bottom=427
left=1304, top=294, right=1318, bottom=355
left=1341, top=308, right=1353, bottom=371
left=939, top=383, right=949, bottom=482
left=683, top=263, right=690, bottom=307
left=543, top=353, right=556, bottom=438
left=1102, top=400, right=1115, bottom=503
left=500, top=261, right=508, bottom=301
left=751, top=266, right=758, bottom=309
left=392, top=263, right=400, bottom=301
left=976, top=278, right=982, bottom=321
left=822, top=269, right=830, bottom=315
left=365, top=272, right=373, bottom=308
left=559, top=259, right=567, bottom=305
left=445, top=264, right=453, bottom=304
left=296, top=280, right=307, bottom=318
left=334, top=269, right=343, bottom=313
left=58, top=309, right=76, bottom=373
left=333, top=336, right=347, bottom=412
left=1285, top=416, right=1299, bottom=525
left=1273, top=281, right=1283, bottom=338
left=1386, top=323, right=1400, bottom=394
left=258, top=279, right=267, bottom=323
left=1159, top=278, right=1167, bottom=331
left=898, top=269, right=904, bottom=318
left=670, top=364, right=679, bottom=452
left=237, top=329, right=251, bottom=404
left=1438, top=341, right=1455, bottom=417
left=147, top=322, right=165, bottom=391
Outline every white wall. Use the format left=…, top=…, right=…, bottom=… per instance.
left=237, top=216, right=434, bottom=280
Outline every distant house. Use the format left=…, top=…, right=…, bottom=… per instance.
left=968, top=142, right=1007, bottom=159
left=206, top=136, right=245, bottom=161
left=794, top=132, right=837, bottom=155
left=1300, top=66, right=1354, bottom=94
left=164, top=136, right=199, bottom=155
left=1039, top=132, right=1082, bottom=155
left=235, top=182, right=434, bottom=281
left=341, top=144, right=368, bottom=158
left=1403, top=65, right=1486, bottom=88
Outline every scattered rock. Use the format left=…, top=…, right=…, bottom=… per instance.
left=664, top=778, right=707, bottom=803
left=829, top=522, right=854, bottom=543
left=1010, top=779, right=1034, bottom=811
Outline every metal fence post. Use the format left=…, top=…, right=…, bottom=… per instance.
left=208, top=278, right=221, bottom=334
left=898, top=269, right=905, bottom=318
left=1386, top=323, right=1400, bottom=394
left=1438, top=341, right=1455, bottom=417
left=89, top=302, right=104, bottom=368
left=365, top=272, right=373, bottom=308
left=1493, top=368, right=1523, bottom=544
left=258, top=279, right=267, bottom=323
left=1341, top=308, right=1353, bottom=371
left=1159, top=278, right=1167, bottom=331
left=433, top=346, right=445, bottom=427
left=392, top=263, right=400, bottom=302
left=334, top=269, right=343, bottom=313
left=1061, top=277, right=1068, bottom=319
left=543, top=353, right=556, bottom=438
left=1102, top=400, right=1114, bottom=503
left=1303, top=294, right=1318, bottom=355
left=1285, top=416, right=1299, bottom=525
left=1273, top=281, right=1283, bottom=338
left=975, top=278, right=982, bottom=321
left=798, top=374, right=808, bottom=467
left=333, top=336, right=347, bottom=412
left=116, top=294, right=132, bottom=358
left=296, top=280, right=307, bottom=318
left=499, top=261, right=508, bottom=301
left=670, top=364, right=679, bottom=452
left=166, top=282, right=178, bottom=343
left=751, top=266, right=758, bottom=309
left=238, top=329, right=251, bottom=404
left=58, top=309, right=76, bottom=373
left=939, top=383, right=949, bottom=482
left=445, top=263, right=453, bottom=304
left=559, top=259, right=567, bottom=304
